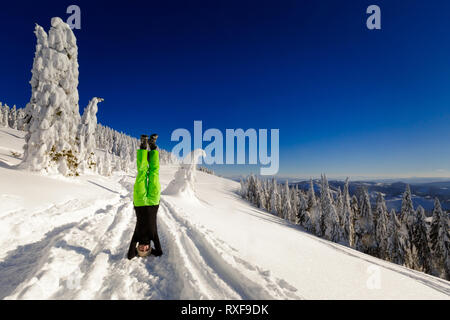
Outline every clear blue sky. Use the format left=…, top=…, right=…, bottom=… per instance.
left=0, top=0, right=449, bottom=178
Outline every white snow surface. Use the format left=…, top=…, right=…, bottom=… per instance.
left=0, top=127, right=449, bottom=300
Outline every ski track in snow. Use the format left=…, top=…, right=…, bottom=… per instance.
left=0, top=175, right=300, bottom=300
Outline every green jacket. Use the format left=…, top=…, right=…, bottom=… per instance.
left=133, top=149, right=161, bottom=207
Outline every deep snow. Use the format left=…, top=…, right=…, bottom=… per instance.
left=0, top=127, right=449, bottom=299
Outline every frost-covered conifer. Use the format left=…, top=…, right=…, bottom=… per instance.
left=78, top=97, right=103, bottom=172
left=307, top=178, right=316, bottom=209
left=375, top=192, right=389, bottom=259
left=319, top=175, right=341, bottom=242
left=341, top=178, right=352, bottom=240
left=1, top=104, right=10, bottom=127
left=270, top=178, right=281, bottom=216
left=354, top=188, right=376, bottom=254
left=429, top=198, right=450, bottom=280
left=0, top=103, right=3, bottom=126
left=410, top=206, right=433, bottom=273
left=386, top=209, right=405, bottom=265
left=335, top=187, right=344, bottom=227
left=290, top=185, right=299, bottom=223
left=400, top=185, right=415, bottom=224
left=296, top=191, right=308, bottom=226
left=9, top=105, right=17, bottom=129
left=400, top=185, right=416, bottom=269
left=21, top=18, right=81, bottom=176
left=102, top=152, right=112, bottom=176
left=349, top=195, right=358, bottom=248
left=281, top=180, right=291, bottom=220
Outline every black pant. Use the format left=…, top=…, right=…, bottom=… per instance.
left=127, top=205, right=162, bottom=259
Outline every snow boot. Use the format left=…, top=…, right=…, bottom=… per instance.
left=140, top=134, right=149, bottom=150
left=149, top=133, right=158, bottom=151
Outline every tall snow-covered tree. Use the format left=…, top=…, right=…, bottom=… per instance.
left=375, top=192, right=389, bottom=259
left=78, top=97, right=103, bottom=172
left=255, top=178, right=266, bottom=209
left=1, top=103, right=10, bottom=127
left=102, top=151, right=112, bottom=176
left=296, top=191, right=308, bottom=226
left=304, top=178, right=319, bottom=234
left=386, top=209, right=405, bottom=265
left=354, top=188, right=376, bottom=254
left=341, top=178, right=352, bottom=240
left=400, top=184, right=415, bottom=224
left=264, top=180, right=271, bottom=212
left=0, top=103, right=3, bottom=126
left=270, top=178, right=281, bottom=217
left=281, top=180, right=292, bottom=220
left=335, top=187, right=344, bottom=227
left=349, top=195, right=358, bottom=248
left=307, top=178, right=316, bottom=209
left=410, top=206, right=433, bottom=273
left=9, top=105, right=17, bottom=129
left=429, top=198, right=450, bottom=280
left=21, top=17, right=82, bottom=176
left=400, top=185, right=416, bottom=269
left=289, top=185, right=299, bottom=223
left=319, top=174, right=341, bottom=242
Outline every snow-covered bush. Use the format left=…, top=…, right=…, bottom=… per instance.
left=163, top=149, right=206, bottom=198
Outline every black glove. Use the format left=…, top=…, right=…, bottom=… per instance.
left=140, top=135, right=149, bottom=150
left=149, top=134, right=158, bottom=151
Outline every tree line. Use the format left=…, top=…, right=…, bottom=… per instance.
left=240, top=174, right=450, bottom=280
left=1, top=101, right=176, bottom=175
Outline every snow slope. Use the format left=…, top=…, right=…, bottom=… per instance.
left=0, top=127, right=449, bottom=300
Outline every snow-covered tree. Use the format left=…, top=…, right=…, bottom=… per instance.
left=341, top=178, right=352, bottom=240
left=335, top=187, right=344, bottom=227
left=289, top=186, right=299, bottom=223
left=386, top=209, right=405, bottom=265
left=78, top=97, right=103, bottom=172
left=375, top=192, right=389, bottom=259
left=296, top=191, right=308, bottom=226
left=102, top=152, right=112, bottom=176
left=1, top=103, right=10, bottom=127
left=16, top=108, right=26, bottom=131
left=429, top=198, right=450, bottom=280
left=270, top=178, right=281, bottom=216
left=21, top=18, right=82, bottom=176
left=263, top=180, right=271, bottom=213
left=307, top=178, right=316, bottom=209
left=281, top=180, right=292, bottom=220
left=304, top=178, right=320, bottom=234
left=9, top=105, right=17, bottom=129
left=400, top=184, right=415, bottom=225
left=0, top=103, right=3, bottom=126
left=113, top=156, right=122, bottom=173
left=410, top=206, right=433, bottom=273
left=255, top=178, right=266, bottom=209
left=354, top=188, right=376, bottom=254
left=319, top=174, right=341, bottom=242
left=349, top=195, right=358, bottom=248
left=400, top=185, right=416, bottom=269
